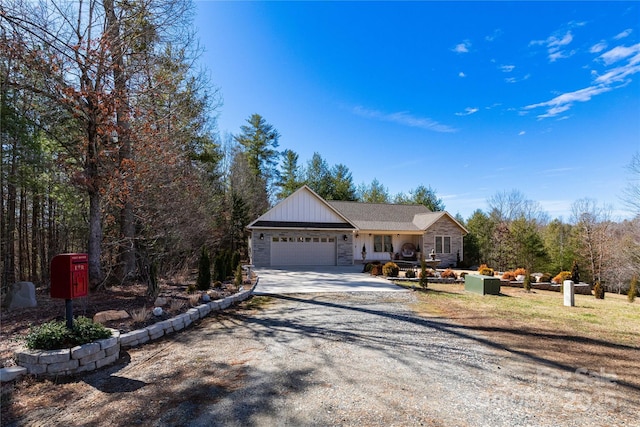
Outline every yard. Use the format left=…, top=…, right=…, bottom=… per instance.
left=404, top=282, right=640, bottom=390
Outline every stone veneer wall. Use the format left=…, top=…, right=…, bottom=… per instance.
left=0, top=289, right=253, bottom=383
left=421, top=217, right=465, bottom=268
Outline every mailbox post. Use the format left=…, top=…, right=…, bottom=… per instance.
left=51, top=253, right=89, bottom=329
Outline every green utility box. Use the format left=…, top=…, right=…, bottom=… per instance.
left=465, top=274, right=501, bottom=295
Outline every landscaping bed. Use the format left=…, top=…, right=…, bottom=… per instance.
left=1, top=276, right=249, bottom=371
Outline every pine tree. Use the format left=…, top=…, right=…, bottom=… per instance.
left=197, top=247, right=211, bottom=291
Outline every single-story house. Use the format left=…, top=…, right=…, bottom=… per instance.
left=247, top=185, right=468, bottom=268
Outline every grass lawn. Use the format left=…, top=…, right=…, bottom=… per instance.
left=399, top=282, right=640, bottom=390
left=405, top=283, right=640, bottom=347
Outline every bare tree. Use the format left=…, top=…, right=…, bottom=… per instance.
left=571, top=198, right=612, bottom=285
left=623, top=152, right=640, bottom=215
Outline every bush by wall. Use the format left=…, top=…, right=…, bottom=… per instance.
left=383, top=262, right=399, bottom=277
left=25, top=317, right=112, bottom=351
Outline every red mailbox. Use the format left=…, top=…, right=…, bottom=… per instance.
left=51, top=253, right=88, bottom=299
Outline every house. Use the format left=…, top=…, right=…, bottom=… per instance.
left=247, top=185, right=468, bottom=268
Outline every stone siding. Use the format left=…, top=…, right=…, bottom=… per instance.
left=421, top=217, right=465, bottom=268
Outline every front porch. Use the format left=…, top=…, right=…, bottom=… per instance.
left=354, top=232, right=424, bottom=264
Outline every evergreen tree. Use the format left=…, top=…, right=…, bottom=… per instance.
left=277, top=149, right=303, bottom=199
left=234, top=113, right=280, bottom=197
left=197, top=247, right=211, bottom=291
left=305, top=152, right=334, bottom=199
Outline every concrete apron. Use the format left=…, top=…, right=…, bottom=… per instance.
left=253, top=265, right=409, bottom=294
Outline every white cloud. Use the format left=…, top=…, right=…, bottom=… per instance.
left=523, top=85, right=612, bottom=119
left=458, top=71, right=466, bottom=78
left=455, top=107, right=479, bottom=116
left=548, top=32, right=573, bottom=48
left=530, top=30, right=575, bottom=62
left=590, top=41, right=608, bottom=53
left=500, top=65, right=515, bottom=72
left=598, top=43, right=640, bottom=65
left=485, top=29, right=502, bottom=42
left=453, top=40, right=471, bottom=53
left=614, top=29, right=633, bottom=40
left=352, top=106, right=457, bottom=133
left=505, top=74, right=530, bottom=84
left=594, top=54, right=640, bottom=85
left=524, top=41, right=640, bottom=119
left=518, top=131, right=525, bottom=136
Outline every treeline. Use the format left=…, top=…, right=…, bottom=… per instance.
left=1, top=0, right=229, bottom=294
left=462, top=190, right=639, bottom=293
left=2, top=1, right=637, bottom=298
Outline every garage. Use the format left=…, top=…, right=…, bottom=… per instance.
left=270, top=236, right=336, bottom=266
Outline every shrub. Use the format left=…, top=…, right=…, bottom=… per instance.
left=234, top=265, right=243, bottom=287
left=405, top=269, right=416, bottom=279
left=419, top=256, right=428, bottom=289
left=25, top=317, right=112, bottom=350
left=382, top=262, right=399, bottom=277
left=213, top=281, right=223, bottom=289
left=513, top=268, right=527, bottom=277
left=629, top=275, right=637, bottom=303
left=197, top=246, right=211, bottom=291
left=594, top=280, right=605, bottom=299
left=419, top=269, right=435, bottom=278
left=371, top=264, right=383, bottom=276
left=538, top=273, right=552, bottom=283
left=552, top=271, right=571, bottom=284
left=478, top=264, right=494, bottom=276
left=523, top=271, right=531, bottom=292
left=363, top=263, right=373, bottom=273
left=441, top=269, right=457, bottom=279
left=459, top=272, right=467, bottom=279
left=502, top=271, right=516, bottom=281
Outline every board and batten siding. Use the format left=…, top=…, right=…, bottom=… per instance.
left=258, top=190, right=345, bottom=223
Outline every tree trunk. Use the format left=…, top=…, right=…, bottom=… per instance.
left=104, top=0, right=136, bottom=282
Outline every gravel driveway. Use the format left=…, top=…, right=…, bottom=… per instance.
left=6, top=292, right=632, bottom=426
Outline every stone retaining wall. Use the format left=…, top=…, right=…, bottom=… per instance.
left=1, top=289, right=253, bottom=383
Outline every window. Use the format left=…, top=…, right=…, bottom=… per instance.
left=374, top=235, right=393, bottom=252
left=435, top=236, right=451, bottom=254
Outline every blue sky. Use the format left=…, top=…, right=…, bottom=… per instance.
left=193, top=1, right=640, bottom=221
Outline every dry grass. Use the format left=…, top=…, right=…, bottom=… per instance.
left=129, top=307, right=150, bottom=324
left=408, top=283, right=640, bottom=347
left=170, top=298, right=186, bottom=311
left=188, top=294, right=200, bottom=307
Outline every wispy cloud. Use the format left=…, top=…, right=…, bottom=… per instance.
left=523, top=43, right=640, bottom=119
left=352, top=106, right=457, bottom=133
left=523, top=86, right=611, bottom=119
left=505, top=74, right=530, bottom=84
left=598, top=42, right=640, bottom=65
left=614, top=29, right=633, bottom=40
left=455, top=107, right=478, bottom=116
left=485, top=29, right=502, bottom=42
left=458, top=71, right=466, bottom=78
left=590, top=41, right=608, bottom=54
left=518, top=131, right=525, bottom=136
left=500, top=64, right=515, bottom=72
left=453, top=40, right=471, bottom=53
left=530, top=30, right=575, bottom=62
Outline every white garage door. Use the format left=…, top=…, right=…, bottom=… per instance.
left=271, top=236, right=337, bottom=266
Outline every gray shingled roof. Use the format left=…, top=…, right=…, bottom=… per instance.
left=327, top=200, right=444, bottom=232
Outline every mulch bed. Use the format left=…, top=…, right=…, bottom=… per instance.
left=1, top=279, right=238, bottom=369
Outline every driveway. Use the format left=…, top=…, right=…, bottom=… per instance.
left=253, top=265, right=408, bottom=294
left=6, top=292, right=633, bottom=426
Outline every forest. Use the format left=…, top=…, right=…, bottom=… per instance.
left=1, top=0, right=638, bottom=299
